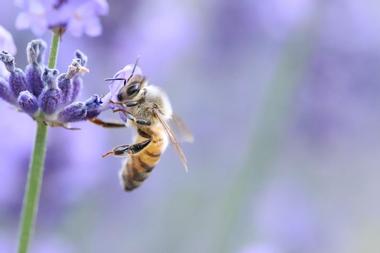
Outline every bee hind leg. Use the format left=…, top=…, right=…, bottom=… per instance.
left=102, top=139, right=151, bottom=158
left=89, top=117, right=126, bottom=128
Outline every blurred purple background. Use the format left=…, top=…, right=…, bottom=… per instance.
left=1, top=0, right=380, bottom=252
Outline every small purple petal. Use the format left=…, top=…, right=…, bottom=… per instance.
left=25, top=40, right=47, bottom=96
left=107, top=64, right=143, bottom=102
left=9, top=68, right=28, bottom=97
left=75, top=50, right=87, bottom=66
left=42, top=68, right=59, bottom=88
left=39, top=88, right=61, bottom=115
left=0, top=77, right=16, bottom=104
left=26, top=39, right=46, bottom=65
left=18, top=90, right=38, bottom=115
left=58, top=102, right=87, bottom=122
left=59, top=58, right=89, bottom=105
left=0, top=51, right=16, bottom=72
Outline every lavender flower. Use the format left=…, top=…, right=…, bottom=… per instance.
left=15, top=0, right=109, bottom=37
left=0, top=39, right=104, bottom=129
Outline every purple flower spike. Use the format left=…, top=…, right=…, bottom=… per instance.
left=84, top=95, right=103, bottom=119
left=18, top=90, right=38, bottom=115
left=58, top=102, right=87, bottom=123
left=0, top=51, right=28, bottom=97
left=0, top=38, right=104, bottom=128
left=25, top=39, right=46, bottom=97
left=39, top=68, right=61, bottom=115
left=0, top=77, right=16, bottom=104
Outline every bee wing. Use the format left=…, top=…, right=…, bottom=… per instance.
left=171, top=113, right=194, bottom=143
left=154, top=109, right=189, bottom=172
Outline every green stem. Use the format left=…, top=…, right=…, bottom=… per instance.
left=17, top=30, right=61, bottom=253
left=47, top=30, right=61, bottom=68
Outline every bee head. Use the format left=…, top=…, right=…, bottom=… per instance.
left=117, top=75, right=146, bottom=102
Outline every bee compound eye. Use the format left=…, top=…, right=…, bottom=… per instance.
left=117, top=93, right=124, bottom=101
left=126, top=83, right=140, bottom=96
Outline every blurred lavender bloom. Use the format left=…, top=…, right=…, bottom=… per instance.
left=251, top=0, right=314, bottom=40
left=15, top=0, right=109, bottom=37
left=0, top=26, right=16, bottom=77
left=0, top=39, right=104, bottom=128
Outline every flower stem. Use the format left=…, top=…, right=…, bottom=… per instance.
left=48, top=30, right=61, bottom=68
left=17, top=31, right=61, bottom=253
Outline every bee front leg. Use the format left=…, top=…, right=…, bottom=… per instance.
left=102, top=139, right=151, bottom=158
left=112, top=109, right=151, bottom=126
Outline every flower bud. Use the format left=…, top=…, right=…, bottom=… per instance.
left=39, top=68, right=61, bottom=114
left=25, top=39, right=46, bottom=96
left=84, top=95, right=103, bottom=119
left=58, top=59, right=89, bottom=105
left=58, top=102, right=87, bottom=122
left=18, top=90, right=38, bottom=115
left=0, top=51, right=28, bottom=97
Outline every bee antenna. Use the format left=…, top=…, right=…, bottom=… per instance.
left=104, top=77, right=127, bottom=85
left=127, top=56, right=140, bottom=82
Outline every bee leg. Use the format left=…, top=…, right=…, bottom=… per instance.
left=111, top=108, right=151, bottom=126
left=126, top=113, right=151, bottom=126
left=102, top=140, right=151, bottom=158
left=113, top=109, right=151, bottom=126
left=89, top=117, right=126, bottom=128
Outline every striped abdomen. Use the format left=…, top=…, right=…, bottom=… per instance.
left=119, top=127, right=168, bottom=191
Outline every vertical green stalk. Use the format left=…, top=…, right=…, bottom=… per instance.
left=17, top=30, right=61, bottom=253
left=215, top=15, right=322, bottom=253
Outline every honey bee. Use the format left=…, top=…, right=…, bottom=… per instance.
left=92, top=62, right=192, bottom=191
